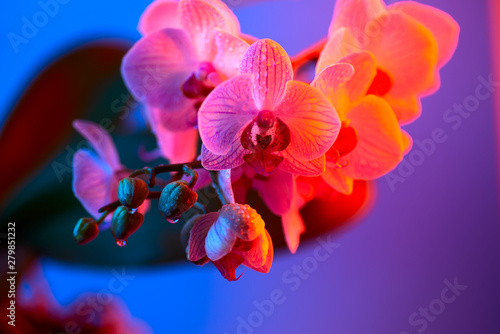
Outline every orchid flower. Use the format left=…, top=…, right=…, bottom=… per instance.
left=318, top=0, right=459, bottom=124
left=72, top=120, right=149, bottom=225
left=122, top=0, right=249, bottom=162
left=199, top=39, right=345, bottom=177
left=312, top=52, right=410, bottom=194
left=186, top=170, right=273, bottom=281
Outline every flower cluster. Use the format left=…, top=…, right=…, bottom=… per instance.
left=72, top=0, right=458, bottom=281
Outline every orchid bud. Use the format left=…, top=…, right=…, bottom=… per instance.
left=111, top=206, right=144, bottom=247
left=73, top=217, right=99, bottom=245
left=118, top=177, right=149, bottom=209
left=158, top=180, right=198, bottom=223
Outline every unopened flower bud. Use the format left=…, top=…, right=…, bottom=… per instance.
left=73, top=217, right=99, bottom=245
left=158, top=180, right=198, bottom=223
left=118, top=177, right=149, bottom=208
left=111, top=206, right=144, bottom=247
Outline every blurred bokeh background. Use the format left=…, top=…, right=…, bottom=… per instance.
left=1, top=0, right=499, bottom=333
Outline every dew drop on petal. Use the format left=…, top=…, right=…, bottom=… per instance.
left=116, top=239, right=127, bottom=247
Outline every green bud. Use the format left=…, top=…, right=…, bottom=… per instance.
left=111, top=206, right=144, bottom=247
left=73, top=217, right=99, bottom=245
left=158, top=180, right=198, bottom=223
left=118, top=177, right=149, bottom=209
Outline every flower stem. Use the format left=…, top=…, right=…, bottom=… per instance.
left=98, top=191, right=161, bottom=214
left=209, top=171, right=231, bottom=205
left=129, top=160, right=203, bottom=187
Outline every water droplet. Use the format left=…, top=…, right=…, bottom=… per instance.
left=167, top=218, right=180, bottom=224
left=116, top=239, right=127, bottom=247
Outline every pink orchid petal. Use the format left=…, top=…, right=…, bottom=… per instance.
left=179, top=0, right=238, bottom=61
left=240, top=39, right=293, bottom=110
left=213, top=28, right=249, bottom=78
left=216, top=169, right=236, bottom=204
left=156, top=127, right=199, bottom=164
left=205, top=215, right=237, bottom=261
left=138, top=0, right=182, bottom=35
left=342, top=95, right=404, bottom=179
left=198, top=74, right=258, bottom=155
left=322, top=167, right=354, bottom=195
left=146, top=102, right=198, bottom=133
left=276, top=81, right=340, bottom=161
left=383, top=94, right=422, bottom=124
left=252, top=169, right=294, bottom=215
left=121, top=28, right=197, bottom=111
left=278, top=151, right=325, bottom=176
left=241, top=231, right=273, bottom=273
left=192, top=165, right=212, bottom=191
left=201, top=143, right=247, bottom=170
left=212, top=252, right=244, bottom=281
left=365, top=11, right=438, bottom=98
left=389, top=1, right=459, bottom=68
left=145, top=106, right=198, bottom=163
left=73, top=120, right=121, bottom=170
left=281, top=201, right=305, bottom=254
left=200, top=0, right=240, bottom=34
left=328, top=0, right=386, bottom=37
left=188, top=211, right=219, bottom=262
left=72, top=150, right=114, bottom=220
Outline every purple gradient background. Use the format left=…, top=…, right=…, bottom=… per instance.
left=3, top=0, right=500, bottom=333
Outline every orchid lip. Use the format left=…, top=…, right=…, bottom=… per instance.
left=181, top=62, right=217, bottom=99
left=241, top=114, right=291, bottom=175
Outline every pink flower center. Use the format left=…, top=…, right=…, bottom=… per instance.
left=241, top=110, right=291, bottom=175
left=366, top=68, right=393, bottom=96
left=181, top=62, right=218, bottom=99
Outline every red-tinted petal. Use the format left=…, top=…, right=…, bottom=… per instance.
left=252, top=169, right=294, bottom=215
left=322, top=167, right=354, bottom=195
left=188, top=212, right=219, bottom=262
left=212, top=252, right=245, bottom=281
left=282, top=202, right=305, bottom=254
